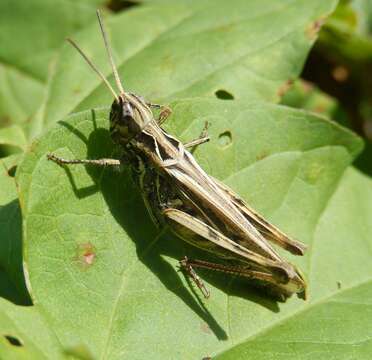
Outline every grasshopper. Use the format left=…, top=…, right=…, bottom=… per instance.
left=48, top=10, right=307, bottom=301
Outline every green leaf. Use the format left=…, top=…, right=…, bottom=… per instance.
left=215, top=167, right=372, bottom=359
left=16, top=96, right=366, bottom=358
left=43, top=0, right=338, bottom=129
left=0, top=298, right=70, bottom=359
left=0, top=0, right=107, bottom=138
left=0, top=125, right=27, bottom=152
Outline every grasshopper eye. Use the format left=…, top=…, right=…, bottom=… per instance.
left=122, top=102, right=134, bottom=119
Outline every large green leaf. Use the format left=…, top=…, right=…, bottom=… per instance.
left=43, top=0, right=337, bottom=129
left=16, top=97, right=366, bottom=358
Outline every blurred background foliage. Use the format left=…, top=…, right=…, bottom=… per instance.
left=281, top=0, right=372, bottom=175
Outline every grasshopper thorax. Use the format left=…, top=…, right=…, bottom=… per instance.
left=109, top=94, right=153, bottom=145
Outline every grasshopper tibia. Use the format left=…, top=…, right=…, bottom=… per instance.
left=47, top=153, right=120, bottom=167
left=179, top=256, right=210, bottom=299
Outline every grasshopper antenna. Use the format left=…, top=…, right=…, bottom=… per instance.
left=96, top=10, right=125, bottom=96
left=67, top=38, right=119, bottom=102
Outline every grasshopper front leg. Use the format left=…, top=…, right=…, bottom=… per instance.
left=147, top=98, right=209, bottom=147
left=146, top=101, right=172, bottom=126
left=127, top=93, right=172, bottom=125
left=149, top=100, right=209, bottom=147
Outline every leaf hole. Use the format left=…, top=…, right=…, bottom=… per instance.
left=215, top=89, right=234, bottom=100
left=106, top=0, right=139, bottom=13
left=4, top=335, right=23, bottom=347
left=7, top=165, right=17, bottom=177
left=218, top=131, right=232, bottom=147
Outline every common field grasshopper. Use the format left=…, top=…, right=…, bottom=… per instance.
left=48, top=10, right=307, bottom=301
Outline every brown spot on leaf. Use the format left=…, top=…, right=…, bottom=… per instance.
left=277, top=79, right=293, bottom=97
left=84, top=252, right=95, bottom=265
left=306, top=17, right=326, bottom=40
left=74, top=242, right=96, bottom=269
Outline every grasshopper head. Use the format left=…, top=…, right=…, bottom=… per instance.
left=109, top=94, right=152, bottom=144
left=66, top=11, right=153, bottom=146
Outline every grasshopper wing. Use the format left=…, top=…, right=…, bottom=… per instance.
left=210, top=176, right=307, bottom=256
left=163, top=208, right=306, bottom=297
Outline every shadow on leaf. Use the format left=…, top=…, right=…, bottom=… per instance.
left=0, top=199, right=32, bottom=305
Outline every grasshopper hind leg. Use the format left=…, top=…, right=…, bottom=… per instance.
left=179, top=256, right=293, bottom=301
left=162, top=208, right=303, bottom=300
